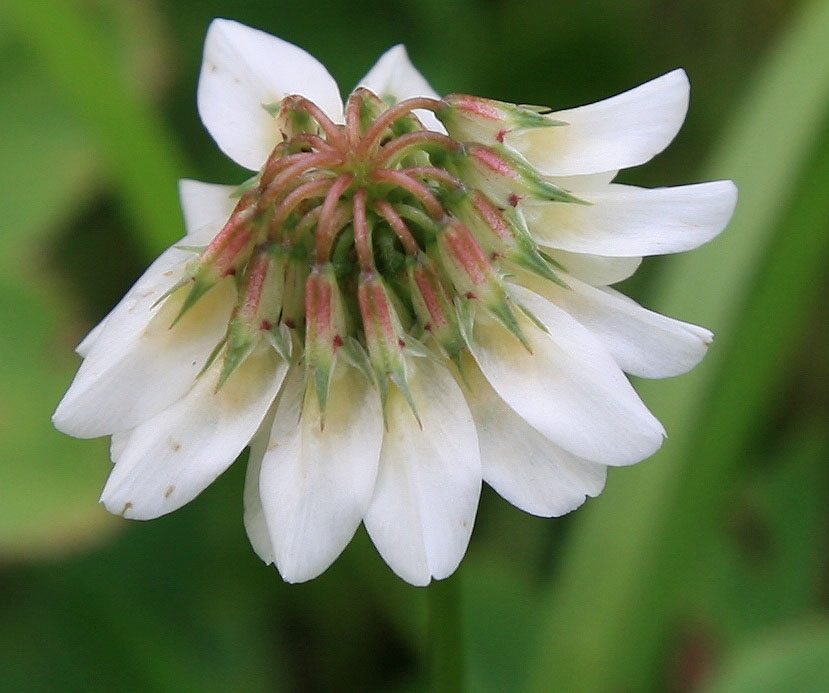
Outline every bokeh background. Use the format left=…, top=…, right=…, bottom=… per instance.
left=1, top=0, right=827, bottom=690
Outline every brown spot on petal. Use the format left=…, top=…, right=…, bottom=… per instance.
left=164, top=485, right=175, bottom=499
left=170, top=441, right=181, bottom=452
left=508, top=193, right=521, bottom=207
left=122, top=502, right=133, bottom=516
left=268, top=442, right=279, bottom=452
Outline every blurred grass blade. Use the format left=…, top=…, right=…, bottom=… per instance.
left=701, top=424, right=828, bottom=644
left=704, top=619, right=829, bottom=693
left=4, top=0, right=188, bottom=257
left=527, top=1, right=829, bottom=690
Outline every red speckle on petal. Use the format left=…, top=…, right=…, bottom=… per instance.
left=333, top=334, right=344, bottom=348
left=284, top=318, right=296, bottom=329
left=496, top=129, right=509, bottom=143
left=260, top=320, right=272, bottom=331
left=465, top=292, right=478, bottom=300
left=508, top=194, right=521, bottom=207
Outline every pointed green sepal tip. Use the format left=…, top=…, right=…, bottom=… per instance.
left=510, top=243, right=569, bottom=288
left=261, top=101, right=282, bottom=117
left=390, top=370, right=422, bottom=429
left=169, top=272, right=219, bottom=328
left=516, top=301, right=550, bottom=336
left=312, top=364, right=332, bottom=422
left=487, top=293, right=532, bottom=353
left=341, top=337, right=375, bottom=385
left=513, top=108, right=567, bottom=130
left=534, top=178, right=589, bottom=205
left=537, top=248, right=566, bottom=271
left=216, top=333, right=255, bottom=391
left=196, top=338, right=226, bottom=381
left=453, top=295, right=476, bottom=346
left=265, top=322, right=294, bottom=362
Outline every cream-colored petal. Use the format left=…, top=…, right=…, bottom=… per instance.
left=100, top=344, right=286, bottom=520
left=243, top=408, right=278, bottom=565
left=507, top=69, right=689, bottom=176
left=522, top=181, right=738, bottom=257
left=462, top=357, right=606, bottom=517
left=178, top=179, right=238, bottom=238
left=53, top=278, right=236, bottom=438
left=75, top=183, right=233, bottom=360
left=544, top=249, right=642, bottom=286
left=467, top=285, right=665, bottom=466
left=364, top=358, right=481, bottom=586
left=357, top=44, right=446, bottom=132
left=519, top=272, right=713, bottom=378
left=258, top=364, right=383, bottom=583
left=198, top=19, right=343, bottom=170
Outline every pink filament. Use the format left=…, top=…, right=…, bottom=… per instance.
left=373, top=199, right=420, bottom=256
left=369, top=168, right=446, bottom=221
left=315, top=174, right=354, bottom=263
left=357, top=96, right=445, bottom=157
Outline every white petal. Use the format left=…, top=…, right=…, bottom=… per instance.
left=519, top=272, right=713, bottom=378
left=178, top=179, right=237, bottom=238
left=544, top=249, right=641, bottom=285
left=547, top=170, right=618, bottom=192
left=364, top=358, right=481, bottom=586
left=462, top=357, right=606, bottom=517
left=110, top=430, right=132, bottom=464
left=75, top=318, right=108, bottom=357
left=74, top=183, right=232, bottom=360
left=243, top=410, right=278, bottom=565
left=198, top=19, right=343, bottom=170
left=468, top=285, right=665, bottom=466
left=100, top=344, right=287, bottom=520
left=53, top=278, right=236, bottom=438
left=259, top=364, right=383, bottom=583
left=507, top=69, right=689, bottom=176
left=522, top=180, right=738, bottom=256
left=357, top=44, right=446, bottom=133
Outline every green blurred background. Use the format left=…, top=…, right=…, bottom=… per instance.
left=1, top=0, right=827, bottom=690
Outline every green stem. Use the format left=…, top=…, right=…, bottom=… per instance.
left=428, top=574, right=464, bottom=692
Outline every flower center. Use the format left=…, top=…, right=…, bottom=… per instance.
left=166, top=87, right=576, bottom=417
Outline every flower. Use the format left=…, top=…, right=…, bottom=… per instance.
left=53, top=19, right=737, bottom=586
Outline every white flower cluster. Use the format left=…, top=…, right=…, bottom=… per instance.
left=54, top=19, right=736, bottom=585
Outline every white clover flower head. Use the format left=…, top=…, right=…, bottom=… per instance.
left=53, top=19, right=737, bottom=586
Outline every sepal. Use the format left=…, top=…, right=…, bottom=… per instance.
left=435, top=218, right=530, bottom=350
left=437, top=93, right=563, bottom=144
left=449, top=143, right=585, bottom=207
left=406, top=254, right=464, bottom=364
left=357, top=271, right=420, bottom=425
left=304, top=263, right=348, bottom=417
left=217, top=244, right=288, bottom=388
left=272, top=94, right=320, bottom=139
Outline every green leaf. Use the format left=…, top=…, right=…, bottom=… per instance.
left=526, top=1, right=829, bottom=690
